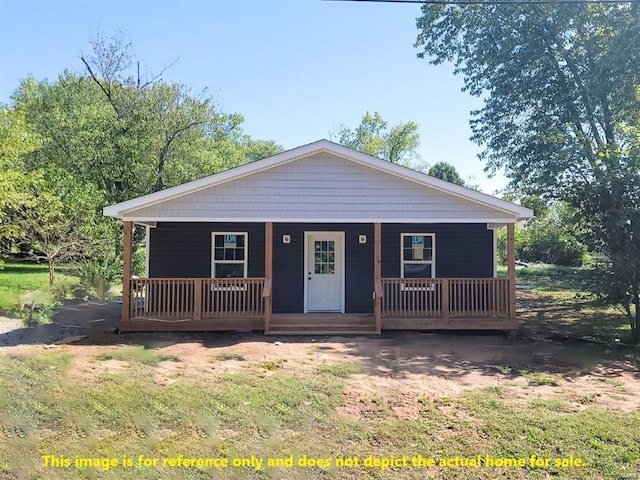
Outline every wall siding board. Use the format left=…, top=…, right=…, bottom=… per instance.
left=381, top=224, right=493, bottom=278
left=149, top=222, right=492, bottom=315
left=130, top=154, right=514, bottom=221
left=272, top=223, right=374, bottom=314
left=149, top=223, right=265, bottom=278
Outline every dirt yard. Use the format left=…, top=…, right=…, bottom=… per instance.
left=2, top=326, right=639, bottom=419
left=1, top=289, right=639, bottom=422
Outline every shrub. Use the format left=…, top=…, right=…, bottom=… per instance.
left=498, top=202, right=587, bottom=267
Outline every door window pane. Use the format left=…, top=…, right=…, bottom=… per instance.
left=314, top=240, right=335, bottom=275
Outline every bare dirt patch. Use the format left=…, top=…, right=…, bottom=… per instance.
left=3, top=329, right=638, bottom=421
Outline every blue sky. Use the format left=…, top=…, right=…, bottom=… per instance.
left=0, top=0, right=507, bottom=193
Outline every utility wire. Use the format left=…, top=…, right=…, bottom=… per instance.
left=326, top=0, right=639, bottom=4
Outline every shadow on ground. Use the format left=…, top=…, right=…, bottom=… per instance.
left=1, top=295, right=638, bottom=383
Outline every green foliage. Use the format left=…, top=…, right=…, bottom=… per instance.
left=316, top=361, right=362, bottom=378
left=498, top=203, right=587, bottom=267
left=0, top=106, right=40, bottom=170
left=4, top=167, right=104, bottom=284
left=1, top=32, right=283, bottom=292
left=416, top=4, right=640, bottom=193
left=94, top=346, right=178, bottom=365
left=428, top=162, right=465, bottom=186
left=574, top=163, right=640, bottom=344
left=335, top=111, right=422, bottom=166
left=416, top=4, right=640, bottom=342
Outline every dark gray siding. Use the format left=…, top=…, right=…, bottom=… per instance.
left=149, top=222, right=492, bottom=314
left=149, top=223, right=265, bottom=278
left=381, top=224, right=493, bottom=278
left=272, top=223, right=374, bottom=314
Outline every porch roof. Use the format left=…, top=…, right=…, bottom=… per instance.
left=103, top=139, right=533, bottom=224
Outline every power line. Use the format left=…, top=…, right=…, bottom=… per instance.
left=325, top=0, right=639, bottom=4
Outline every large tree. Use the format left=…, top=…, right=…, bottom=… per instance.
left=78, top=32, right=282, bottom=195
left=416, top=3, right=640, bottom=342
left=4, top=33, right=282, bottom=290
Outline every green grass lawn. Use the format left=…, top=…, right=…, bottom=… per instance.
left=0, top=261, right=81, bottom=317
left=507, top=263, right=635, bottom=344
left=0, top=350, right=638, bottom=479
left=1, top=262, right=639, bottom=479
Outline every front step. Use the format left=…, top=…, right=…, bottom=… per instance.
left=266, top=324, right=379, bottom=336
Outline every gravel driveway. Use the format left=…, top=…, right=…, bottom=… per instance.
left=0, top=300, right=120, bottom=347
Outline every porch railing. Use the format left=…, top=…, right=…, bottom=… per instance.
left=380, top=278, right=510, bottom=318
left=130, top=278, right=266, bottom=320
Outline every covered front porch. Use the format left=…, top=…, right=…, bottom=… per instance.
left=118, top=222, right=519, bottom=334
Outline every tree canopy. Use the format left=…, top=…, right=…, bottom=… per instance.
left=416, top=3, right=640, bottom=194
left=416, top=3, right=640, bottom=342
left=0, top=33, right=282, bottom=288
left=334, top=111, right=422, bottom=166
left=428, top=162, right=465, bottom=186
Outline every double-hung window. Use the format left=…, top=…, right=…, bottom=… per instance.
left=401, top=234, right=435, bottom=286
left=212, top=233, right=248, bottom=278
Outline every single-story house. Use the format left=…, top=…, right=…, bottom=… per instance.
left=104, top=139, right=533, bottom=334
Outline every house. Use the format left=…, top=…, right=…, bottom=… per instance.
left=103, top=140, right=533, bottom=334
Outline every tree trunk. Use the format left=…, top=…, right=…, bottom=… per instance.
left=98, top=277, right=105, bottom=302
left=630, top=288, right=640, bottom=345
left=48, top=259, right=55, bottom=285
left=632, top=295, right=640, bottom=346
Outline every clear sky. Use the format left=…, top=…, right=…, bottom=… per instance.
left=0, top=0, right=508, bottom=193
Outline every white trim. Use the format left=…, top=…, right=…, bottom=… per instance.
left=303, top=231, right=345, bottom=313
left=211, top=232, right=248, bottom=279
left=134, top=221, right=157, bottom=228
left=145, top=226, right=150, bottom=277
left=121, top=216, right=520, bottom=224
left=104, top=139, right=534, bottom=220
left=400, top=233, right=436, bottom=291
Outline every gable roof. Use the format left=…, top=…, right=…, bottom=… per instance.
left=103, top=139, right=533, bottom=223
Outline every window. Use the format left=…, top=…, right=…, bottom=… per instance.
left=401, top=233, right=435, bottom=280
left=314, top=240, right=336, bottom=275
left=212, top=233, right=248, bottom=278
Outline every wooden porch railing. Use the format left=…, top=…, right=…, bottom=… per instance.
left=130, top=278, right=266, bottom=320
left=380, top=278, right=510, bottom=318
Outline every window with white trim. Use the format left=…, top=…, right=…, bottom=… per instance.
left=401, top=233, right=435, bottom=278
left=212, top=233, right=248, bottom=278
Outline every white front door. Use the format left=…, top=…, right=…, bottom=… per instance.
left=305, top=232, right=344, bottom=312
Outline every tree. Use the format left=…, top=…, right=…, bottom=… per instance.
left=335, top=112, right=421, bottom=165
left=5, top=168, right=103, bottom=285
left=500, top=202, right=587, bottom=267
left=428, top=162, right=465, bottom=186
left=13, top=33, right=282, bottom=204
left=577, top=165, right=640, bottom=343
left=416, top=4, right=640, bottom=343
left=78, top=32, right=279, bottom=195
left=6, top=33, right=283, bottom=292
